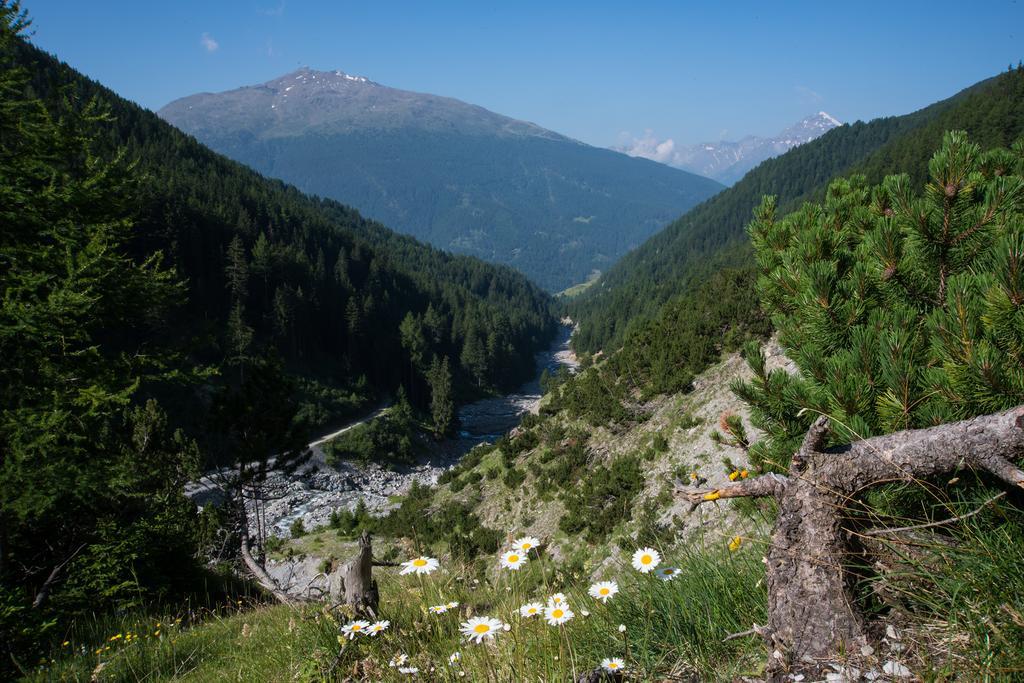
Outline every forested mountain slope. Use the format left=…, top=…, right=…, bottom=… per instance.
left=1, top=24, right=558, bottom=669
left=17, top=41, right=558, bottom=416
left=158, top=68, right=724, bottom=291
left=571, top=67, right=1024, bottom=352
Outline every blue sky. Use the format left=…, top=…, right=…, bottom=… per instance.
left=26, top=1, right=1024, bottom=148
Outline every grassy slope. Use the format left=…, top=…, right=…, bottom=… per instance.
left=427, top=344, right=791, bottom=564
left=30, top=342, right=1024, bottom=681
left=32, top=553, right=765, bottom=681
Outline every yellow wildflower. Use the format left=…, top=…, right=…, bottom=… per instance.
left=728, top=536, right=742, bottom=552
left=703, top=491, right=721, bottom=501
left=740, top=469, right=749, bottom=478
left=729, top=471, right=739, bottom=481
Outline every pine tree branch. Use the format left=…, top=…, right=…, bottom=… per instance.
left=677, top=473, right=789, bottom=508
left=817, top=406, right=1024, bottom=493
left=791, top=414, right=830, bottom=472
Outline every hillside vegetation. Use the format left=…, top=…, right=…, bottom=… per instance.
left=159, top=68, right=724, bottom=292
left=0, top=6, right=557, bottom=675
left=571, top=66, right=1024, bottom=354
left=121, top=132, right=1024, bottom=681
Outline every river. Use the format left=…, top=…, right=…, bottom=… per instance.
left=189, top=323, right=577, bottom=538
left=442, top=322, right=577, bottom=454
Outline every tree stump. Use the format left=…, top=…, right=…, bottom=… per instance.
left=330, top=531, right=380, bottom=618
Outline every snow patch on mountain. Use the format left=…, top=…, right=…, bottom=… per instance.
left=616, top=112, right=842, bottom=185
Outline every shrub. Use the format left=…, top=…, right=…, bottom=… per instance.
left=503, top=467, right=526, bottom=489
left=559, top=453, right=644, bottom=543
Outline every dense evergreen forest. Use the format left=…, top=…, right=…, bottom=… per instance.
left=0, top=5, right=556, bottom=673
left=14, top=40, right=557, bottom=426
left=570, top=66, right=1024, bottom=353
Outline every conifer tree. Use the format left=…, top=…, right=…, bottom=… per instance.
left=428, top=355, right=455, bottom=437
left=686, top=132, right=1024, bottom=674
left=0, top=1, right=199, bottom=665
left=736, top=131, right=1024, bottom=471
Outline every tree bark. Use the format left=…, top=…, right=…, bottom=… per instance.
left=680, top=407, right=1024, bottom=678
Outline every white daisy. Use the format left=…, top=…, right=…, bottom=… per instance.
left=460, top=616, right=505, bottom=644
left=499, top=550, right=528, bottom=570
left=398, top=666, right=419, bottom=675
left=547, top=592, right=568, bottom=607
left=655, top=567, right=679, bottom=581
left=520, top=602, right=543, bottom=618
left=631, top=547, right=661, bottom=573
left=340, top=620, right=370, bottom=639
left=602, top=657, right=625, bottom=673
left=588, top=580, right=619, bottom=603
left=449, top=651, right=461, bottom=665
left=400, top=556, right=439, bottom=575
left=367, top=620, right=389, bottom=635
left=618, top=624, right=627, bottom=633
left=446, top=601, right=460, bottom=610
left=389, top=653, right=409, bottom=668
left=544, top=604, right=574, bottom=626
left=511, top=536, right=541, bottom=553
left=429, top=604, right=448, bottom=614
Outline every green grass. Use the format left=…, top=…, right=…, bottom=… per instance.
left=26, top=502, right=1024, bottom=681
left=29, top=545, right=765, bottom=681
left=557, top=270, right=602, bottom=299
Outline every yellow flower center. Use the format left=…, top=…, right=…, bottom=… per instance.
left=412, top=558, right=427, bottom=567
left=599, top=588, right=609, bottom=595
left=474, top=624, right=490, bottom=634
left=609, top=663, right=619, bottom=669
left=641, top=554, right=652, bottom=564
left=664, top=569, right=674, bottom=575
left=552, top=609, right=564, bottom=618
left=508, top=554, right=519, bottom=563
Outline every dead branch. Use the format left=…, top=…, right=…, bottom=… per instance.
left=723, top=624, right=765, bottom=642
left=678, top=472, right=788, bottom=507
left=862, top=491, right=1007, bottom=536
left=31, top=543, right=86, bottom=609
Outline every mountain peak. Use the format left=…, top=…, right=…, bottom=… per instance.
left=817, top=111, right=841, bottom=126
left=617, top=111, right=843, bottom=185
left=268, top=67, right=375, bottom=90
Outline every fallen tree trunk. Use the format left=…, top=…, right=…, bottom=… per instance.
left=680, top=407, right=1024, bottom=679
left=239, top=517, right=299, bottom=605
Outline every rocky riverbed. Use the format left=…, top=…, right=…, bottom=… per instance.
left=186, top=324, right=578, bottom=540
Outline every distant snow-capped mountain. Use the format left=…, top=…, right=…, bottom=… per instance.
left=616, top=112, right=842, bottom=185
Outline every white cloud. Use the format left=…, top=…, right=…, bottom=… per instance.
left=794, top=84, right=822, bottom=104
left=200, top=32, right=219, bottom=52
left=616, top=130, right=680, bottom=165
left=258, top=1, right=286, bottom=16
